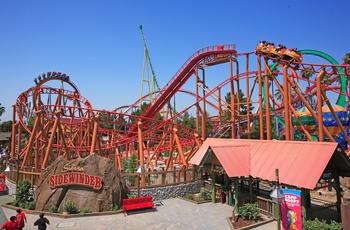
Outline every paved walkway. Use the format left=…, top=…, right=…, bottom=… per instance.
left=1, top=195, right=277, bottom=230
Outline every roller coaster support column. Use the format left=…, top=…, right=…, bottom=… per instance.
left=286, top=76, right=334, bottom=141
left=195, top=67, right=200, bottom=135
left=230, top=77, right=236, bottom=138
left=287, top=79, right=315, bottom=141
left=22, top=110, right=42, bottom=169
left=232, top=57, right=241, bottom=138
left=137, top=121, right=145, bottom=186
left=114, top=148, right=121, bottom=170
left=11, top=104, right=17, bottom=159
left=264, top=57, right=271, bottom=140
left=245, top=54, right=251, bottom=139
left=283, top=65, right=291, bottom=140
left=43, top=111, right=61, bottom=169
left=321, top=90, right=350, bottom=144
left=173, top=128, right=188, bottom=168
left=257, top=55, right=264, bottom=139
left=90, top=114, right=100, bottom=155
left=201, top=67, right=207, bottom=139
left=316, top=68, right=325, bottom=142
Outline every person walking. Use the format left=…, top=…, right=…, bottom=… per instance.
left=15, top=209, right=27, bottom=230
left=34, top=213, right=50, bottom=230
left=1, top=216, right=17, bottom=230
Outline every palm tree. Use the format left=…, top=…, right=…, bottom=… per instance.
left=0, top=103, right=5, bottom=120
left=320, top=73, right=331, bottom=85
left=343, top=52, right=350, bottom=64
left=274, top=87, right=283, bottom=103
left=300, top=67, right=314, bottom=90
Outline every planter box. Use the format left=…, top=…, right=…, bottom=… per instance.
left=177, top=196, right=212, bottom=204
left=226, top=214, right=274, bottom=230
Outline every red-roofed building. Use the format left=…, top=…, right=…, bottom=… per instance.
left=189, top=138, right=350, bottom=220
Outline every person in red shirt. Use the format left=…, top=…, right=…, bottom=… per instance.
left=15, top=209, right=27, bottom=230
left=1, top=216, right=17, bottom=230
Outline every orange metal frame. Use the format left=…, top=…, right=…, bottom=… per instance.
left=10, top=45, right=350, bottom=184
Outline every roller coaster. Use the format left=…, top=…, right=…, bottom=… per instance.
left=9, top=42, right=350, bottom=181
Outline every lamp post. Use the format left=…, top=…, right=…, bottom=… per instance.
left=270, top=168, right=284, bottom=230
left=136, top=165, right=144, bottom=197
left=16, top=157, right=20, bottom=185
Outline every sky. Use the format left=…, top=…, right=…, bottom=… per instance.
left=1, top=0, right=350, bottom=122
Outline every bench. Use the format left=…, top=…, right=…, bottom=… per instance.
left=122, top=196, right=155, bottom=216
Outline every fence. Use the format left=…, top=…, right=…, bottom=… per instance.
left=308, top=202, right=340, bottom=222
left=5, top=165, right=201, bottom=189
left=123, top=167, right=201, bottom=189
left=5, top=165, right=41, bottom=185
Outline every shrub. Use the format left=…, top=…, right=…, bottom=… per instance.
left=63, top=199, right=79, bottom=214
left=186, top=193, right=194, bottom=200
left=303, top=218, right=342, bottom=230
left=24, top=201, right=35, bottom=210
left=127, top=153, right=137, bottom=186
left=199, top=187, right=211, bottom=200
left=109, top=204, right=119, bottom=211
left=239, top=203, right=260, bottom=220
left=12, top=180, right=32, bottom=208
left=80, top=207, right=91, bottom=213
left=49, top=205, right=60, bottom=213
left=127, top=192, right=137, bottom=198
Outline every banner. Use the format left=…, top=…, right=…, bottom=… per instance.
left=281, top=189, right=302, bottom=230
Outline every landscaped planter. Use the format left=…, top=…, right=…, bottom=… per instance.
left=2, top=203, right=123, bottom=218
left=226, top=214, right=274, bottom=230
left=177, top=196, right=212, bottom=204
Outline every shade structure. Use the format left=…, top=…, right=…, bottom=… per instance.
left=292, top=107, right=316, bottom=132
left=322, top=104, right=350, bottom=135
left=189, top=138, right=350, bottom=190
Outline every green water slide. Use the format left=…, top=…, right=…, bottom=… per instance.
left=269, top=49, right=346, bottom=107
left=265, top=50, right=346, bottom=130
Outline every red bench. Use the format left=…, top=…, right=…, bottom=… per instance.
left=122, top=196, right=155, bottom=216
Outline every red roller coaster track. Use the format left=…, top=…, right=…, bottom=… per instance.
left=10, top=43, right=350, bottom=176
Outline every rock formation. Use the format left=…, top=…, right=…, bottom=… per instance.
left=35, top=153, right=128, bottom=212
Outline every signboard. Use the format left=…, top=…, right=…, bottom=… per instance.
left=49, top=173, right=102, bottom=190
left=213, top=165, right=223, bottom=171
left=320, top=170, right=335, bottom=180
left=49, top=164, right=102, bottom=190
left=281, top=189, right=302, bottom=230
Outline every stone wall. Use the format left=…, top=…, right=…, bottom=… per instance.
left=128, top=180, right=204, bottom=200
left=7, top=177, right=204, bottom=202
left=5, top=178, right=16, bottom=195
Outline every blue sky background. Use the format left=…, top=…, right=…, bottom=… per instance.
left=1, top=0, right=350, bottom=122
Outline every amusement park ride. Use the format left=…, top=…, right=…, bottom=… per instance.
left=9, top=40, right=350, bottom=183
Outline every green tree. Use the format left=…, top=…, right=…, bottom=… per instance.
left=176, top=111, right=196, bottom=129
left=0, top=103, right=5, bottom=121
left=131, top=102, right=149, bottom=117
left=320, top=73, right=331, bottom=85
left=219, top=90, right=254, bottom=138
left=300, top=66, right=314, bottom=89
left=343, top=52, right=350, bottom=64
left=222, top=90, right=254, bottom=120
left=0, top=120, right=12, bottom=132
left=248, top=108, right=280, bottom=140
left=12, top=180, right=32, bottom=208
left=98, top=112, right=114, bottom=129
left=127, top=153, right=137, bottom=186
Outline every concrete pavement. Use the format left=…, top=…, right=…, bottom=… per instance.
left=0, top=194, right=14, bottom=225
left=1, top=195, right=277, bottom=230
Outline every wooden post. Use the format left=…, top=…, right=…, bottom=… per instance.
left=211, top=171, right=216, bottom=203
left=276, top=169, right=281, bottom=230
